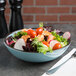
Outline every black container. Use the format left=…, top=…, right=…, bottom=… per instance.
left=0, top=0, right=8, bottom=38
left=9, top=0, right=24, bottom=32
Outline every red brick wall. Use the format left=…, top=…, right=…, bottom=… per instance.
left=5, top=0, right=76, bottom=25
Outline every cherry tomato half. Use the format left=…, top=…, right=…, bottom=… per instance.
left=53, top=43, right=62, bottom=50
left=36, top=27, right=43, bottom=35
left=42, top=41, right=49, bottom=47
left=27, top=29, right=37, bottom=38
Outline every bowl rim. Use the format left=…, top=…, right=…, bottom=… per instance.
left=4, top=29, right=71, bottom=54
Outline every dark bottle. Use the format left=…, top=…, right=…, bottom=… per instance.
left=0, top=0, right=8, bottom=38
left=9, top=0, right=24, bottom=32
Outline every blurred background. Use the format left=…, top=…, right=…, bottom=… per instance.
left=5, top=0, right=76, bottom=25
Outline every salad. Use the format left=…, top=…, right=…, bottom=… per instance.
left=6, top=23, right=71, bottom=54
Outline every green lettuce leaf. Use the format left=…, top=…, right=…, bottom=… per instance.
left=51, top=31, right=68, bottom=47
left=31, top=38, right=52, bottom=54
left=13, top=31, right=27, bottom=38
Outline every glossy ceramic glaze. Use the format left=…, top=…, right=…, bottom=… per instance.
left=4, top=30, right=70, bottom=62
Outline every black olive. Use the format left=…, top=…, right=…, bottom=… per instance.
left=59, top=32, right=64, bottom=36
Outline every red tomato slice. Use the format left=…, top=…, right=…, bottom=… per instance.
left=42, top=41, right=49, bottom=47
left=36, top=27, right=43, bottom=35
left=27, top=29, right=32, bottom=35
left=27, top=29, right=37, bottom=38
left=53, top=43, right=62, bottom=50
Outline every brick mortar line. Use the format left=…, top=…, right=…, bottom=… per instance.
left=6, top=5, right=76, bottom=8
left=23, top=22, right=74, bottom=24
left=22, top=5, right=76, bottom=7
left=58, top=14, right=60, bottom=22
left=70, top=22, right=76, bottom=24
left=24, top=22, right=72, bottom=24
left=24, top=21, right=76, bottom=23
left=45, top=7, right=47, bottom=15
left=21, top=22, right=76, bottom=23
left=33, top=15, right=36, bottom=22
left=58, top=0, right=60, bottom=6
left=33, top=0, right=36, bottom=6
left=69, top=22, right=72, bottom=25
left=5, top=13, right=76, bottom=15
left=22, top=13, right=76, bottom=15
left=24, top=21, right=58, bottom=22
left=70, top=7, right=72, bottom=14
left=26, top=22, right=57, bottom=24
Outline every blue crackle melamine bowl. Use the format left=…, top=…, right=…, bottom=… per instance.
left=4, top=30, right=70, bottom=62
